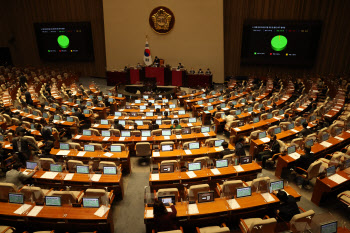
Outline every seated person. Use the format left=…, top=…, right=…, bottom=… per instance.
left=299, top=122, right=312, bottom=137
left=114, top=120, right=125, bottom=131
left=6, top=163, right=38, bottom=188
left=153, top=200, right=177, bottom=232
left=274, top=190, right=300, bottom=222
left=149, top=119, right=159, bottom=130
left=205, top=68, right=211, bottom=75
left=295, top=146, right=314, bottom=172
left=155, top=108, right=162, bottom=116
left=198, top=68, right=204, bottom=74
left=163, top=111, right=170, bottom=120
left=234, top=138, right=246, bottom=157
left=256, top=135, right=280, bottom=168
left=170, top=120, right=181, bottom=129
left=220, top=141, right=234, bottom=158
left=189, top=68, right=195, bottom=74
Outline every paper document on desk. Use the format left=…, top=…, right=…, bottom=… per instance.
left=93, top=124, right=99, bottom=127
left=153, top=152, right=160, bottom=157
left=176, top=135, right=182, bottom=139
left=260, top=137, right=270, bottom=143
left=184, top=150, right=192, bottom=155
left=22, top=170, right=30, bottom=175
left=335, top=136, right=344, bottom=141
left=320, top=141, right=332, bottom=148
left=119, top=137, right=125, bottom=141
left=157, top=116, right=162, bottom=119
left=114, top=116, right=119, bottom=119
left=291, top=129, right=299, bottom=133
left=214, top=146, right=224, bottom=151
left=74, top=135, right=82, bottom=139
left=202, top=133, right=210, bottom=137
left=151, top=174, right=159, bottom=181
left=188, top=204, right=199, bottom=214
left=41, top=172, right=58, bottom=179
left=141, top=137, right=147, bottom=141
left=104, top=152, right=113, bottom=157
left=56, top=150, right=70, bottom=156
left=211, top=168, right=221, bottom=175
left=261, top=193, right=275, bottom=202
left=234, top=127, right=241, bottom=131
left=273, top=117, right=280, bottom=120
left=187, top=123, right=193, bottom=127
left=14, top=204, right=32, bottom=215
left=186, top=171, right=197, bottom=178
left=94, top=206, right=109, bottom=217
left=328, top=174, right=347, bottom=184
left=234, top=165, right=244, bottom=172
left=27, top=206, right=43, bottom=216
left=227, top=199, right=240, bottom=209
left=145, top=209, right=153, bottom=218
left=64, top=174, right=74, bottom=180
left=296, top=108, right=304, bottom=111
left=5, top=144, right=10, bottom=148
left=164, top=136, right=170, bottom=140
left=91, top=174, right=102, bottom=182
left=289, top=152, right=301, bottom=160
left=124, top=117, right=129, bottom=119
left=77, top=151, right=86, bottom=157
left=325, top=114, right=332, bottom=117
left=103, top=137, right=110, bottom=141
left=335, top=106, right=341, bottom=109
left=166, top=207, right=172, bottom=212
left=347, top=130, right=350, bottom=134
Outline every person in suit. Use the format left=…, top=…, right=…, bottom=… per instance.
left=299, top=122, right=312, bottom=137
left=153, top=200, right=178, bottom=232
left=295, top=146, right=314, bottom=172
left=114, top=120, right=125, bottom=131
left=257, top=135, right=280, bottom=168
left=220, top=141, right=234, bottom=158
left=74, top=107, right=85, bottom=121
left=155, top=108, right=162, bottom=116
left=205, top=68, right=211, bottom=75
left=25, top=89, right=34, bottom=106
left=6, top=163, right=38, bottom=188
left=170, top=120, right=181, bottom=129
left=149, top=119, right=159, bottom=130
left=153, top=56, right=160, bottom=67
left=163, top=111, right=170, bottom=120
left=234, top=138, right=246, bottom=157
left=12, top=128, right=41, bottom=164
left=274, top=190, right=300, bottom=222
left=189, top=68, right=195, bottom=74
left=19, top=75, right=27, bottom=87
left=198, top=68, right=204, bottom=74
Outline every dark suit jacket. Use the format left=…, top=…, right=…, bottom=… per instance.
left=270, top=140, right=281, bottom=155
left=300, top=128, right=313, bottom=137
left=149, top=124, right=159, bottom=130
left=25, top=91, right=33, bottom=105
left=12, top=137, right=39, bottom=154
left=6, top=169, right=35, bottom=188
left=278, top=196, right=300, bottom=222
left=220, top=148, right=234, bottom=158
left=235, top=142, right=245, bottom=156
left=296, top=152, right=314, bottom=171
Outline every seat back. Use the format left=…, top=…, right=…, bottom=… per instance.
left=193, top=156, right=209, bottom=168
left=267, top=126, right=277, bottom=136
left=250, top=177, right=270, bottom=193
left=0, top=183, right=18, bottom=201
left=295, top=117, right=306, bottom=127
left=39, top=158, right=56, bottom=171
left=183, top=141, right=197, bottom=150
left=290, top=138, right=304, bottom=149
left=157, top=188, right=179, bottom=201
left=67, top=160, right=84, bottom=173
left=136, top=142, right=151, bottom=157
left=88, top=128, right=100, bottom=136
left=222, top=180, right=244, bottom=197
left=250, top=218, right=277, bottom=233
left=131, top=130, right=141, bottom=137
left=20, top=186, right=45, bottom=203
left=279, top=122, right=291, bottom=131
left=48, top=191, right=78, bottom=204
left=276, top=140, right=287, bottom=153
left=290, top=210, right=315, bottom=232
left=250, top=130, right=262, bottom=141
left=89, top=143, right=103, bottom=151
left=191, top=126, right=201, bottom=133
left=151, top=129, right=162, bottom=136
left=188, top=184, right=210, bottom=201
left=306, top=161, right=322, bottom=180
left=163, top=120, right=171, bottom=125
left=205, top=138, right=219, bottom=147
left=69, top=142, right=82, bottom=150
left=109, top=129, right=120, bottom=137
left=99, top=161, right=117, bottom=170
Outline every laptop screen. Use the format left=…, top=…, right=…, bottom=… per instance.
left=142, top=130, right=151, bottom=137
left=208, top=98, right=214, bottom=103
left=103, top=166, right=117, bottom=175
left=162, top=129, right=172, bottom=136
left=146, top=112, right=154, bottom=116
left=0, top=135, right=4, bottom=142
left=158, top=195, right=175, bottom=205
left=335, top=128, right=342, bottom=136
left=100, top=119, right=109, bottom=125
left=326, top=166, right=336, bottom=177
left=143, top=95, right=149, bottom=99
left=178, top=110, right=185, bottom=115
left=140, top=106, right=146, bottom=110
left=169, top=104, right=176, bottom=109
left=189, top=117, right=196, bottom=123
left=135, top=120, right=144, bottom=126
left=118, top=94, right=123, bottom=97
left=236, top=187, right=252, bottom=198
left=182, top=128, right=191, bottom=134
left=309, top=115, right=316, bottom=122
left=220, top=103, right=226, bottom=108
left=9, top=193, right=24, bottom=204
left=26, top=161, right=37, bottom=170
left=305, top=139, right=314, bottom=147
left=320, top=221, right=337, bottom=233
left=148, top=99, right=155, bottom=103
left=258, top=132, right=267, bottom=139
left=253, top=117, right=259, bottom=123
left=82, top=197, right=100, bottom=208
left=247, top=107, right=253, bottom=112
left=208, top=106, right=214, bottom=111
left=198, top=101, right=203, bottom=105
left=160, top=164, right=174, bottom=173
left=214, top=139, right=224, bottom=147
left=135, top=100, right=141, bottom=104
left=67, top=117, right=73, bottom=122
left=119, top=120, right=125, bottom=126
left=50, top=164, right=62, bottom=172
left=156, top=120, right=162, bottom=125
left=121, top=131, right=131, bottom=137
left=45, top=196, right=61, bottom=206
left=322, top=133, right=329, bottom=142
left=188, top=162, right=201, bottom=171
left=83, top=109, right=90, bottom=114
left=108, top=98, right=114, bottom=102
left=163, top=99, right=169, bottom=103
left=161, top=144, right=173, bottom=151
left=219, top=96, right=224, bottom=101
left=114, top=112, right=122, bottom=116
left=54, top=115, right=60, bottom=120
left=188, top=142, right=200, bottom=150
left=267, top=113, right=273, bottom=119
left=240, top=156, right=252, bottom=165
left=60, top=143, right=70, bottom=150
left=269, top=180, right=284, bottom=193
left=216, top=159, right=228, bottom=168
left=43, top=113, right=49, bottom=118
left=84, top=145, right=95, bottom=152
left=288, top=123, right=295, bottom=130
left=198, top=191, right=214, bottom=203
left=101, top=130, right=111, bottom=137
left=83, top=130, right=92, bottom=136
left=111, top=145, right=122, bottom=152
left=201, top=126, right=210, bottom=133
left=344, top=158, right=350, bottom=169
left=274, top=127, right=281, bottom=134
left=287, top=146, right=296, bottom=155
left=236, top=110, right=242, bottom=115
left=76, top=165, right=89, bottom=174
left=279, top=109, right=284, bottom=115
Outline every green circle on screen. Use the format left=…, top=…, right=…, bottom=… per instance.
left=57, top=35, right=69, bottom=49
left=271, top=35, right=287, bottom=51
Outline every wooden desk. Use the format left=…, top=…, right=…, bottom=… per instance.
left=107, top=114, right=190, bottom=121
left=178, top=91, right=204, bottom=106
left=183, top=93, right=221, bottom=111
left=275, top=131, right=350, bottom=178
left=91, top=122, right=202, bottom=130
left=118, top=107, right=180, bottom=113
left=311, top=169, right=350, bottom=206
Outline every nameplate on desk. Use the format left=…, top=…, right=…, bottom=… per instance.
left=41, top=172, right=59, bottom=179
left=214, top=146, right=224, bottom=151
left=234, top=127, right=241, bottom=131
left=56, top=150, right=70, bottom=156
left=184, top=150, right=192, bottom=155
left=153, top=152, right=160, bottom=157
left=119, top=137, right=125, bottom=141
left=334, top=136, right=344, bottom=141
left=324, top=114, right=332, bottom=117
left=104, top=152, right=113, bottom=157
left=4, top=144, right=11, bottom=148
left=260, top=137, right=270, bottom=143
left=164, top=136, right=170, bottom=140
left=94, top=206, right=109, bottom=217
left=227, top=199, right=240, bottom=209
left=202, top=133, right=210, bottom=137
left=91, top=174, right=102, bottom=182
left=176, top=135, right=182, bottom=139
left=151, top=174, right=159, bottom=180
left=103, top=137, right=110, bottom=141
left=77, top=151, right=86, bottom=157
left=320, top=141, right=332, bottom=148
left=261, top=193, right=275, bottom=202
left=273, top=117, right=280, bottom=120
left=187, top=123, right=193, bottom=127
left=124, top=116, right=129, bottom=119
left=14, top=204, right=32, bottom=215
left=27, top=206, right=43, bottom=216
left=157, top=116, right=162, bottom=119
left=186, top=171, right=197, bottom=178
left=328, top=174, right=347, bottom=184
left=173, top=115, right=178, bottom=118
left=233, top=165, right=244, bottom=172
left=296, top=108, right=304, bottom=111
left=141, top=116, right=146, bottom=119
left=288, top=152, right=301, bottom=160
left=211, top=168, right=221, bottom=175
left=188, top=204, right=199, bottom=214
left=141, top=137, right=147, bottom=141
left=165, top=109, right=169, bottom=111
left=74, top=135, right=82, bottom=139
left=64, top=174, right=74, bottom=180
left=291, top=129, right=299, bottom=133
left=114, top=116, right=119, bottom=119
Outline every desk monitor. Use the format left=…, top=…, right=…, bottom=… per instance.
left=33, top=110, right=39, bottom=116
left=212, top=91, right=216, bottom=95
left=146, top=112, right=154, bottom=117
left=169, top=104, right=176, bottom=109
left=322, top=133, right=329, bottom=142
left=240, top=156, right=252, bottom=165
left=208, top=106, right=214, bottom=111
left=98, top=96, right=103, bottom=101
left=216, top=159, right=228, bottom=168
left=101, top=130, right=111, bottom=137
left=274, top=127, right=281, bottom=135
left=135, top=99, right=141, bottom=104
left=52, top=104, right=58, bottom=109
left=60, top=143, right=70, bottom=150
left=50, top=164, right=62, bottom=172
left=142, top=130, right=151, bottom=137
left=161, top=144, right=173, bottom=152
left=236, top=187, right=252, bottom=198
left=163, top=99, right=169, bottom=103
left=76, top=100, right=81, bottom=105
left=201, top=94, right=206, bottom=97
left=86, top=102, right=92, bottom=106
left=287, top=145, right=296, bottom=155
left=214, top=139, right=225, bottom=147
left=188, top=142, right=200, bottom=150
left=30, top=123, right=36, bottom=130
left=232, top=101, right=237, bottom=106
left=76, top=165, right=89, bottom=174
left=209, top=98, right=214, bottom=103
left=279, top=109, right=284, bottom=115
left=267, top=101, right=271, bottom=106
left=189, top=117, right=197, bottom=123
left=83, top=109, right=90, bottom=114
left=160, top=164, right=174, bottom=173
left=140, top=105, right=146, bottom=110
left=9, top=193, right=24, bottom=204
left=83, top=130, right=92, bottom=136
left=67, top=117, right=74, bottom=122
left=309, top=115, right=316, bottom=122
left=103, top=166, right=117, bottom=175
left=269, top=180, right=284, bottom=193
left=148, top=99, right=155, bottom=104
left=100, top=119, right=109, bottom=125
left=326, top=165, right=336, bottom=177
left=162, top=129, right=172, bottom=136
left=234, top=92, right=238, bottom=96
left=156, top=120, right=162, bottom=125
left=182, top=128, right=191, bottom=135
left=219, top=96, right=224, bottom=101
left=82, top=197, right=100, bottom=208
left=335, top=127, right=342, bottom=136
left=45, top=196, right=61, bottom=206
left=344, top=158, right=350, bottom=169
left=158, top=195, right=175, bottom=206
left=110, top=145, right=122, bottom=152
left=267, top=113, right=273, bottom=119
left=26, top=161, right=37, bottom=170
left=53, top=115, right=60, bottom=120
left=43, top=113, right=49, bottom=118
left=295, top=103, right=300, bottom=108
left=71, top=108, right=76, bottom=113
left=288, top=123, right=295, bottom=130
left=258, top=104, right=263, bottom=109
left=118, top=94, right=123, bottom=97
left=119, top=120, right=126, bottom=126
left=253, top=117, right=259, bottom=123
left=23, top=108, right=28, bottom=113
left=114, top=112, right=122, bottom=116
left=198, top=191, right=214, bottom=203
left=198, top=100, right=203, bottom=105
left=89, top=95, right=93, bottom=99
left=320, top=221, right=337, bottom=233
left=130, top=112, right=137, bottom=117
left=135, top=120, right=144, bottom=126
left=143, top=95, right=149, bottom=99
left=247, top=107, right=253, bottom=112
left=178, top=110, right=185, bottom=115
left=84, top=145, right=95, bottom=152
left=236, top=110, right=242, bottom=115
left=0, top=135, right=4, bottom=142
left=108, top=98, right=114, bottom=103
left=121, top=131, right=131, bottom=137
left=300, top=119, right=306, bottom=125
left=305, top=139, right=314, bottom=147
left=220, top=103, right=226, bottom=108
left=188, top=162, right=201, bottom=171
left=258, top=132, right=267, bottom=139
left=201, top=126, right=210, bottom=133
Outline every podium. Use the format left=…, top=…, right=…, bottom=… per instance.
left=186, top=74, right=212, bottom=88
left=171, top=69, right=185, bottom=86
left=106, top=71, right=129, bottom=86
left=145, top=67, right=165, bottom=85
left=130, top=68, right=141, bottom=84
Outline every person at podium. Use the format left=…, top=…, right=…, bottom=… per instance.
left=153, top=56, right=160, bottom=67
left=136, top=63, right=142, bottom=69
left=189, top=68, right=195, bottom=74
left=205, top=68, right=212, bottom=75
left=198, top=68, right=204, bottom=74
left=177, top=63, right=184, bottom=69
